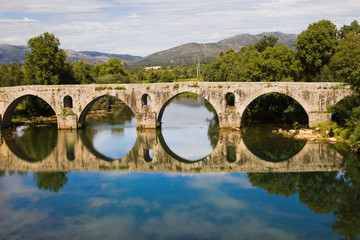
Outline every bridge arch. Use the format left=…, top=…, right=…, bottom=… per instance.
left=240, top=91, right=310, bottom=126
left=239, top=88, right=312, bottom=116
left=2, top=94, right=57, bottom=128
left=156, top=91, right=220, bottom=125
left=78, top=94, right=136, bottom=126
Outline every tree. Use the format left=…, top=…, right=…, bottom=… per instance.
left=330, top=32, right=360, bottom=92
left=0, top=63, right=24, bottom=86
left=25, top=32, right=72, bottom=85
left=98, top=58, right=128, bottom=76
left=254, top=35, right=278, bottom=52
left=204, top=46, right=258, bottom=82
left=295, top=20, right=338, bottom=80
left=243, top=45, right=301, bottom=82
left=339, top=20, right=360, bottom=39
left=72, top=60, right=94, bottom=84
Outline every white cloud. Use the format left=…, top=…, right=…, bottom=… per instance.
left=0, top=17, right=38, bottom=23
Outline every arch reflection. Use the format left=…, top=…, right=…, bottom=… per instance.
left=241, top=125, right=307, bottom=162
left=158, top=92, right=219, bottom=161
left=2, top=125, right=58, bottom=162
left=0, top=127, right=345, bottom=173
left=79, top=95, right=137, bottom=161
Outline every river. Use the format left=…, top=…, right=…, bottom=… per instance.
left=0, top=95, right=359, bottom=240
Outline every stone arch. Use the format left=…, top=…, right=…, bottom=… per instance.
left=2, top=94, right=57, bottom=128
left=225, top=92, right=235, bottom=107
left=239, top=89, right=312, bottom=117
left=141, top=94, right=151, bottom=106
left=78, top=94, right=136, bottom=126
left=156, top=91, right=220, bottom=125
left=239, top=91, right=309, bottom=125
left=63, top=95, right=73, bottom=108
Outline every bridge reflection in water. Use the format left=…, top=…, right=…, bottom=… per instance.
left=0, top=128, right=344, bottom=173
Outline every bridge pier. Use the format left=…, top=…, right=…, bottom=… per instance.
left=308, top=112, right=332, bottom=128
left=57, top=115, right=78, bottom=129
left=218, top=111, right=241, bottom=129
left=136, top=112, right=157, bottom=129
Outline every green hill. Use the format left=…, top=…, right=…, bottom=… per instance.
left=0, top=44, right=29, bottom=65
left=0, top=32, right=297, bottom=66
left=136, top=32, right=297, bottom=65
left=0, top=44, right=141, bottom=65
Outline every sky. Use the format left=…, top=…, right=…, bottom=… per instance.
left=0, top=0, right=359, bottom=57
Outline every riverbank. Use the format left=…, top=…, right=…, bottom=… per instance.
left=273, top=128, right=340, bottom=142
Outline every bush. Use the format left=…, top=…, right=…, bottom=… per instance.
left=349, top=125, right=360, bottom=152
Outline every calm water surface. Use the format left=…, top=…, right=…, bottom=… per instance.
left=0, top=96, right=359, bottom=240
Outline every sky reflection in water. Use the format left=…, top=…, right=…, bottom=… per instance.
left=161, top=100, right=216, bottom=160
left=0, top=171, right=339, bottom=240
left=89, top=121, right=137, bottom=160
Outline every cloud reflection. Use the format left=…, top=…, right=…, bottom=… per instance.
left=0, top=172, right=334, bottom=239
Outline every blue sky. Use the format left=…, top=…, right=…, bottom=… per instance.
left=0, top=0, right=359, bottom=56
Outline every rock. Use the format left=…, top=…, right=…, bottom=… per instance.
left=289, top=129, right=296, bottom=134
left=310, top=138, right=316, bottom=141
left=329, top=137, right=337, bottom=142
left=299, top=129, right=313, bottom=134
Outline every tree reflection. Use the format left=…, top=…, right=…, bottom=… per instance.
left=248, top=152, right=360, bottom=239
left=242, top=125, right=306, bottom=162
left=33, top=172, right=68, bottom=193
left=204, top=100, right=219, bottom=149
left=332, top=153, right=360, bottom=239
left=249, top=171, right=339, bottom=214
left=2, top=126, right=58, bottom=162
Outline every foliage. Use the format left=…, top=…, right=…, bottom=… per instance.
left=330, top=95, right=360, bottom=151
left=329, top=32, right=360, bottom=92
left=242, top=93, right=308, bottom=125
left=25, top=32, right=74, bottom=85
left=295, top=20, right=338, bottom=80
left=98, top=58, right=128, bottom=76
left=204, top=47, right=258, bottom=82
left=339, top=20, right=360, bottom=39
left=72, top=60, right=94, bottom=84
left=254, top=35, right=278, bottom=52
left=243, top=45, right=301, bottom=82
left=0, top=63, right=24, bottom=86
left=13, top=95, right=55, bottom=119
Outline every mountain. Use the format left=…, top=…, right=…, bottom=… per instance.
left=0, top=44, right=141, bottom=65
left=0, top=44, right=30, bottom=65
left=136, top=32, right=298, bottom=65
left=66, top=50, right=142, bottom=65
left=0, top=32, right=297, bottom=66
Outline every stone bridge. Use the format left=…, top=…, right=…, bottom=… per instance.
left=0, top=82, right=353, bottom=129
left=0, top=129, right=344, bottom=173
